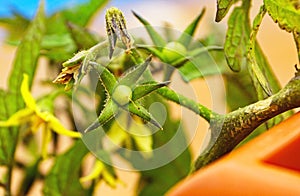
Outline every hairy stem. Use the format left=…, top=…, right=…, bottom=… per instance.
left=194, top=71, right=300, bottom=170
left=156, top=87, right=216, bottom=122
left=128, top=47, right=215, bottom=122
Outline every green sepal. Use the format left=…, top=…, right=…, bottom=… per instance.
left=132, top=81, right=170, bottom=101
left=178, top=8, right=206, bottom=47
left=177, top=45, right=223, bottom=68
left=189, top=45, right=223, bottom=57
left=108, top=33, right=117, bottom=59
left=132, top=11, right=166, bottom=47
left=84, top=99, right=118, bottom=133
left=62, top=50, right=89, bottom=67
left=76, top=41, right=109, bottom=87
left=166, top=46, right=223, bottom=69
left=90, top=62, right=118, bottom=95
left=118, top=55, right=152, bottom=88
left=127, top=102, right=162, bottom=130
left=136, top=44, right=165, bottom=60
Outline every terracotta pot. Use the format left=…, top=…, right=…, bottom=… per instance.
left=167, top=112, right=300, bottom=196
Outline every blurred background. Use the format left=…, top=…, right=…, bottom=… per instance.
left=0, top=0, right=297, bottom=195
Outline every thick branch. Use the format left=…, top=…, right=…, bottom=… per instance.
left=194, top=71, right=300, bottom=170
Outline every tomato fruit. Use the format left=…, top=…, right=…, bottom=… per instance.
left=112, top=85, right=132, bottom=105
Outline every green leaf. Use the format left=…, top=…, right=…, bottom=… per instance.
left=132, top=11, right=166, bottom=47
left=41, top=34, right=76, bottom=62
left=0, top=91, right=18, bottom=165
left=0, top=12, right=30, bottom=41
left=178, top=8, right=206, bottom=47
left=0, top=2, right=45, bottom=166
left=67, top=22, right=99, bottom=49
left=264, top=0, right=300, bottom=33
left=254, top=45, right=281, bottom=93
left=47, top=0, right=108, bottom=34
left=0, top=91, right=8, bottom=164
left=43, top=140, right=89, bottom=195
left=8, top=2, right=45, bottom=111
left=224, top=7, right=250, bottom=72
left=215, top=0, right=238, bottom=22
left=248, top=5, right=272, bottom=97
left=62, top=0, right=108, bottom=27
left=132, top=81, right=170, bottom=101
left=41, top=34, right=74, bottom=50
left=293, top=31, right=300, bottom=63
left=43, top=0, right=108, bottom=62
left=119, top=56, right=152, bottom=88
left=248, top=45, right=273, bottom=97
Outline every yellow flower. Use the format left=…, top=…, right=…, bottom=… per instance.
left=80, top=159, right=120, bottom=188
left=0, top=74, right=81, bottom=158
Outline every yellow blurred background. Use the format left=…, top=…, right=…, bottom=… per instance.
left=0, top=0, right=298, bottom=195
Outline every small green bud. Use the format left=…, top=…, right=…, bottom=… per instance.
left=161, top=41, right=187, bottom=63
left=112, top=85, right=132, bottom=106
left=105, top=7, right=131, bottom=58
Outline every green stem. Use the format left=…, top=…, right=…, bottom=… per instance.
left=5, top=163, right=13, bottom=196
left=129, top=48, right=145, bottom=64
left=293, top=31, right=300, bottom=65
left=128, top=47, right=214, bottom=122
left=156, top=87, right=216, bottom=122
left=194, top=70, right=300, bottom=171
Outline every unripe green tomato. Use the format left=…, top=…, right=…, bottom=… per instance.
left=161, top=42, right=187, bottom=63
left=112, top=85, right=132, bottom=106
